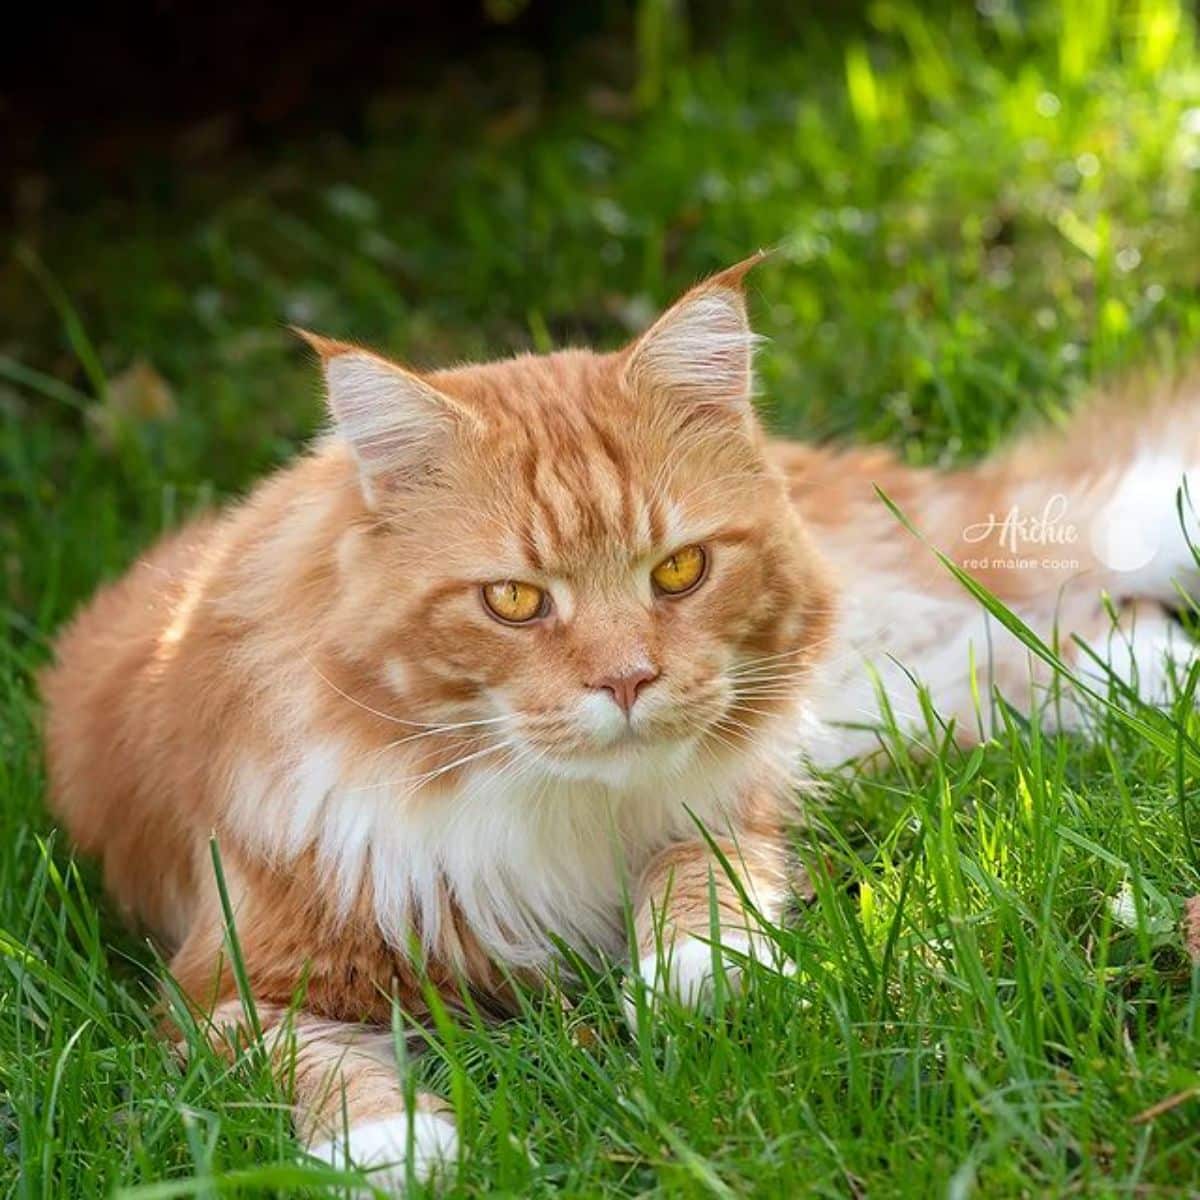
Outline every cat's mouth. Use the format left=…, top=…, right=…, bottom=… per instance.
left=499, top=677, right=793, bottom=783
left=534, top=720, right=691, bottom=760
left=521, top=704, right=737, bottom=783
left=528, top=730, right=702, bottom=786
left=591, top=722, right=673, bottom=753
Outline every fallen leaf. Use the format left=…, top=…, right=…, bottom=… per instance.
left=1182, top=895, right=1200, bottom=964
left=88, top=359, right=175, bottom=447
left=1131, top=1086, right=1199, bottom=1124
left=1106, top=882, right=1174, bottom=935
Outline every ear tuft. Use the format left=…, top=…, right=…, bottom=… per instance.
left=292, top=327, right=357, bottom=361
left=703, top=247, right=773, bottom=291
left=625, top=254, right=767, bottom=411
left=301, top=334, right=471, bottom=503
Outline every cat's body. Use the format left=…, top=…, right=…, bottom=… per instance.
left=41, top=261, right=1200, bottom=1191
left=777, top=393, right=1200, bottom=761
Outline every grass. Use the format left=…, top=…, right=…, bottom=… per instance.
left=3, top=0, right=1200, bottom=1194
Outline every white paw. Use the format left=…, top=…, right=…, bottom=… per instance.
left=308, top=1111, right=458, bottom=1194
left=624, top=933, right=754, bottom=1028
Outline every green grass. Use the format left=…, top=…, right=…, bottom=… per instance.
left=4, top=1, right=1200, bottom=1195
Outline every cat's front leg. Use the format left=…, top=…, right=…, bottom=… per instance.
left=626, top=812, right=788, bottom=1023
left=205, top=1000, right=457, bottom=1194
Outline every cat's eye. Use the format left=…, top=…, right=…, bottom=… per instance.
left=651, top=544, right=708, bottom=596
left=482, top=580, right=548, bottom=624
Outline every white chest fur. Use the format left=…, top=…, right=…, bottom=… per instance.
left=224, top=737, right=754, bottom=969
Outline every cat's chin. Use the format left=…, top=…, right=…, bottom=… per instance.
left=534, top=734, right=700, bottom=789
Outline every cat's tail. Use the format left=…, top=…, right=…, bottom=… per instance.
left=944, top=370, right=1200, bottom=607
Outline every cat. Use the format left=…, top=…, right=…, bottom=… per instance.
left=40, top=254, right=1200, bottom=1192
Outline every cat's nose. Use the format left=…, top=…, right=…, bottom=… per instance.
left=591, top=666, right=661, bottom=716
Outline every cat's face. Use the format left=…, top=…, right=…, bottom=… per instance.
left=312, top=261, right=833, bottom=789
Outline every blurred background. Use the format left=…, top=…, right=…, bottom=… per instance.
left=6, top=8, right=1200, bottom=1193
left=3, top=0, right=1199, bottom=621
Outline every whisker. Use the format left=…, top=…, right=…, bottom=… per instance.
left=344, top=741, right=509, bottom=795
left=727, top=647, right=811, bottom=673
left=305, top=652, right=518, bottom=735
left=363, top=714, right=515, bottom=763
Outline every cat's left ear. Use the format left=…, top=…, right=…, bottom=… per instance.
left=624, top=251, right=768, bottom=412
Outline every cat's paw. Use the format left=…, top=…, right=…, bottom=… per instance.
left=308, top=1111, right=458, bottom=1194
left=624, top=933, right=754, bottom=1029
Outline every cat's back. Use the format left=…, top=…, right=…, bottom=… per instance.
left=767, top=438, right=930, bottom=529
left=41, top=512, right=225, bottom=940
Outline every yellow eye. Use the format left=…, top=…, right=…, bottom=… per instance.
left=651, top=544, right=708, bottom=596
left=482, top=580, right=547, bottom=624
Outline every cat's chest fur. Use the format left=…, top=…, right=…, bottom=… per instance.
left=222, top=736, right=747, bottom=971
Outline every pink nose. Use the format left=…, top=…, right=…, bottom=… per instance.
left=591, top=666, right=661, bottom=716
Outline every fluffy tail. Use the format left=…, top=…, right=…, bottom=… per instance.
left=779, top=377, right=1200, bottom=762
left=939, top=372, right=1200, bottom=607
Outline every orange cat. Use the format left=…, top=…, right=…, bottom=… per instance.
left=41, top=256, right=1200, bottom=1191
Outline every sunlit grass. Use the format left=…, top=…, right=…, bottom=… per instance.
left=2, top=1, right=1200, bottom=1195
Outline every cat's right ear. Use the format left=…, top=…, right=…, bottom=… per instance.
left=296, top=331, right=477, bottom=505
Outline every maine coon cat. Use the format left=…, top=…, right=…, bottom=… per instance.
left=41, top=256, right=1200, bottom=1191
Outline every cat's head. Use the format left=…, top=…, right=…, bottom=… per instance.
left=304, top=258, right=833, bottom=791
